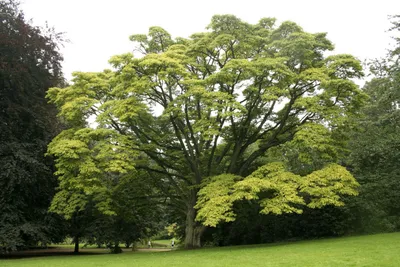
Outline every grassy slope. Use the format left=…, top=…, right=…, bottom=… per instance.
left=2, top=233, right=400, bottom=267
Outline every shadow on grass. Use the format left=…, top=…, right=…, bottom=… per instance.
left=1, top=246, right=174, bottom=260
left=0, top=247, right=117, bottom=259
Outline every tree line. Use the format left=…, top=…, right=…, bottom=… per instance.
left=1, top=0, right=399, bottom=252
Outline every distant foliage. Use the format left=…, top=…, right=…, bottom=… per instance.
left=347, top=15, right=400, bottom=233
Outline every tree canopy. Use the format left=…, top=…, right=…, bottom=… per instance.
left=47, top=15, right=365, bottom=248
left=0, top=0, right=65, bottom=252
left=347, top=15, right=400, bottom=233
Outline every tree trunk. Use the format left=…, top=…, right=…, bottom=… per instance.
left=111, top=241, right=122, bottom=254
left=73, top=235, right=79, bottom=253
left=184, top=193, right=206, bottom=249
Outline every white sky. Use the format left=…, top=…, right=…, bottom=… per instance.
left=21, top=0, right=400, bottom=81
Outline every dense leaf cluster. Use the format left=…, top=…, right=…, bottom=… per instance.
left=347, top=16, right=400, bottom=233
left=0, top=0, right=65, bottom=252
left=196, top=162, right=358, bottom=227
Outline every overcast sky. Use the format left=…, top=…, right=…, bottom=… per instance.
left=21, top=0, right=400, bottom=81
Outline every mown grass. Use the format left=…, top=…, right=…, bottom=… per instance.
left=49, top=239, right=173, bottom=249
left=2, top=233, right=400, bottom=267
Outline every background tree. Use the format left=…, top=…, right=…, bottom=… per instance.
left=347, top=15, right=400, bottom=233
left=200, top=120, right=356, bottom=246
left=47, top=15, right=365, bottom=248
left=46, top=128, right=163, bottom=253
left=0, top=0, right=66, bottom=252
left=84, top=170, right=163, bottom=253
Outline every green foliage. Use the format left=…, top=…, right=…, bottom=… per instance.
left=301, top=164, right=359, bottom=208
left=238, top=163, right=305, bottom=215
left=47, top=127, right=137, bottom=218
left=289, top=123, right=341, bottom=164
left=47, top=126, right=161, bottom=250
left=0, top=0, right=66, bottom=252
left=347, top=15, right=400, bottom=233
left=47, top=14, right=365, bottom=247
left=195, top=174, right=241, bottom=227
left=165, top=223, right=179, bottom=238
left=196, top=162, right=358, bottom=227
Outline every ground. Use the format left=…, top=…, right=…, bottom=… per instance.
left=1, top=233, right=400, bottom=266
left=1, top=247, right=172, bottom=259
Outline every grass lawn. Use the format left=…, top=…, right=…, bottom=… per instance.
left=47, top=239, right=174, bottom=249
left=2, top=232, right=400, bottom=267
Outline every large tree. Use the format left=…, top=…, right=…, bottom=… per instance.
left=0, top=0, right=65, bottom=252
left=348, top=15, right=400, bottom=233
left=47, top=15, right=365, bottom=248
